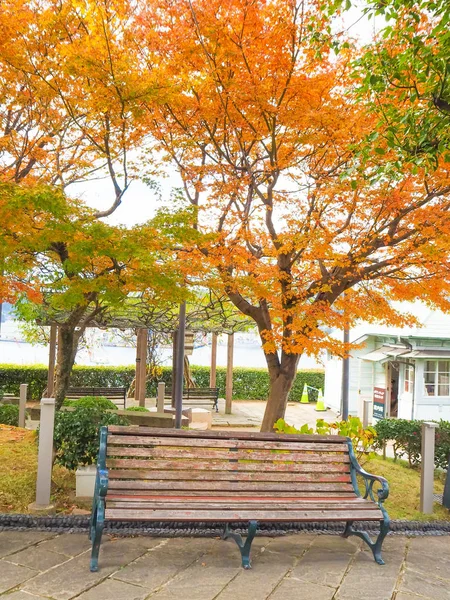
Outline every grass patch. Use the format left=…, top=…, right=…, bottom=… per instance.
left=362, top=454, right=449, bottom=521
left=0, top=424, right=80, bottom=513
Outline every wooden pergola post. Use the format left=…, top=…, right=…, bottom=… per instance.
left=225, top=333, right=234, bottom=414
left=210, top=332, right=218, bottom=388
left=136, top=328, right=148, bottom=407
left=171, top=330, right=178, bottom=408
left=135, top=329, right=142, bottom=402
left=47, top=325, right=57, bottom=397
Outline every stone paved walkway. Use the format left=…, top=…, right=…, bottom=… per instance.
left=1, top=531, right=449, bottom=599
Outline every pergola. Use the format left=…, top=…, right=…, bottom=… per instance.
left=43, top=296, right=252, bottom=415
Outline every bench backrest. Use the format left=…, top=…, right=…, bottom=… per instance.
left=104, top=426, right=354, bottom=499
left=66, top=387, right=127, bottom=407
left=164, top=387, right=218, bottom=402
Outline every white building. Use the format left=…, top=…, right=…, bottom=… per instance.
left=324, top=309, right=450, bottom=422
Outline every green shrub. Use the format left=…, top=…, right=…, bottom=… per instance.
left=374, top=418, right=450, bottom=470
left=52, top=405, right=129, bottom=470
left=0, top=404, right=21, bottom=426
left=275, top=416, right=376, bottom=463
left=0, top=363, right=324, bottom=402
left=126, top=406, right=149, bottom=412
left=63, top=396, right=117, bottom=410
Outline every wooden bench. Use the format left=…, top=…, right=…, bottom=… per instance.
left=164, top=386, right=219, bottom=412
left=66, top=387, right=127, bottom=409
left=88, top=427, right=390, bottom=572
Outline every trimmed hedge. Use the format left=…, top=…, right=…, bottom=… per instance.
left=374, top=418, right=450, bottom=471
left=0, top=364, right=324, bottom=402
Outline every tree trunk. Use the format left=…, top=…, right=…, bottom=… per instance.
left=54, top=325, right=78, bottom=410
left=261, top=353, right=299, bottom=432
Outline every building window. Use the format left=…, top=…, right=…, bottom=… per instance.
left=424, top=360, right=450, bottom=396
left=404, top=364, right=414, bottom=393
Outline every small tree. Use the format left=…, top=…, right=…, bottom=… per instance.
left=1, top=183, right=190, bottom=408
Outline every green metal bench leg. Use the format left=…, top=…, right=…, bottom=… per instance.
left=342, top=508, right=390, bottom=565
left=89, top=500, right=105, bottom=572
left=223, top=520, right=258, bottom=569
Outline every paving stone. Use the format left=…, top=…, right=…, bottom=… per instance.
left=34, top=533, right=91, bottom=557
left=407, top=536, right=450, bottom=560
left=405, top=546, right=450, bottom=582
left=334, top=536, right=407, bottom=600
left=291, top=546, right=353, bottom=588
left=0, top=592, right=47, bottom=600
left=0, top=532, right=56, bottom=559
left=270, top=577, right=335, bottom=600
left=260, top=534, right=314, bottom=558
left=6, top=547, right=71, bottom=571
left=395, top=595, right=428, bottom=600
left=0, top=560, right=37, bottom=594
left=75, top=578, right=150, bottom=600
left=20, top=536, right=153, bottom=600
left=309, top=535, right=361, bottom=553
left=400, top=568, right=450, bottom=600
left=215, top=541, right=295, bottom=600
left=113, top=538, right=215, bottom=591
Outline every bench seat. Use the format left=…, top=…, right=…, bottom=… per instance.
left=164, top=387, right=219, bottom=412
left=89, top=426, right=390, bottom=571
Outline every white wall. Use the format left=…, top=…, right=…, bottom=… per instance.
left=413, top=360, right=450, bottom=421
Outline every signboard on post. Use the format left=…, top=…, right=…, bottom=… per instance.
left=373, top=387, right=386, bottom=420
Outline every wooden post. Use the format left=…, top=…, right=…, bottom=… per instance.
left=172, top=330, right=178, bottom=408
left=225, top=333, right=234, bottom=415
left=29, top=398, right=55, bottom=510
left=47, top=325, right=57, bottom=397
left=420, top=422, right=438, bottom=514
left=138, top=329, right=148, bottom=407
left=19, top=383, right=27, bottom=428
left=210, top=332, right=218, bottom=388
left=135, top=329, right=142, bottom=401
left=157, top=382, right=165, bottom=413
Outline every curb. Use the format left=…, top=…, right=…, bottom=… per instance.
left=1, top=514, right=450, bottom=536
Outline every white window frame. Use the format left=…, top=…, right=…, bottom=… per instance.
left=424, top=360, right=450, bottom=397
left=404, top=363, right=414, bottom=393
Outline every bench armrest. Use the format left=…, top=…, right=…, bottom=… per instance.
left=95, top=426, right=109, bottom=498
left=97, top=467, right=109, bottom=497
left=347, top=440, right=389, bottom=504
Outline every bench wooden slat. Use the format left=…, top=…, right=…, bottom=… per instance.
left=106, top=447, right=347, bottom=461
left=106, top=426, right=346, bottom=443
left=106, top=456, right=350, bottom=471
left=107, top=491, right=358, bottom=499
left=108, top=480, right=354, bottom=492
left=108, top=470, right=350, bottom=483
left=105, top=508, right=382, bottom=522
left=106, top=500, right=377, bottom=511
left=106, top=435, right=349, bottom=452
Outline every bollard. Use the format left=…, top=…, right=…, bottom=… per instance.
left=157, top=382, right=165, bottom=413
left=363, top=399, right=372, bottom=429
left=443, top=452, right=450, bottom=510
left=420, top=421, right=438, bottom=514
left=19, top=383, right=27, bottom=428
left=29, top=398, right=56, bottom=511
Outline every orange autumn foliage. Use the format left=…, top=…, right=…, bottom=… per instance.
left=135, top=0, right=450, bottom=429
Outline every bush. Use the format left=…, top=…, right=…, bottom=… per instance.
left=0, top=363, right=324, bottom=402
left=52, top=405, right=129, bottom=470
left=63, top=396, right=117, bottom=410
left=0, top=404, right=21, bottom=426
left=374, top=418, right=450, bottom=470
left=275, top=416, right=376, bottom=463
left=126, top=406, right=149, bottom=412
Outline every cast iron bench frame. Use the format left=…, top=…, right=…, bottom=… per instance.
left=164, top=386, right=219, bottom=412
left=88, top=426, right=390, bottom=572
left=66, top=386, right=127, bottom=409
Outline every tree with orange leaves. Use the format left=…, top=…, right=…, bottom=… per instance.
left=136, top=0, right=450, bottom=430
left=0, top=0, right=149, bottom=216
